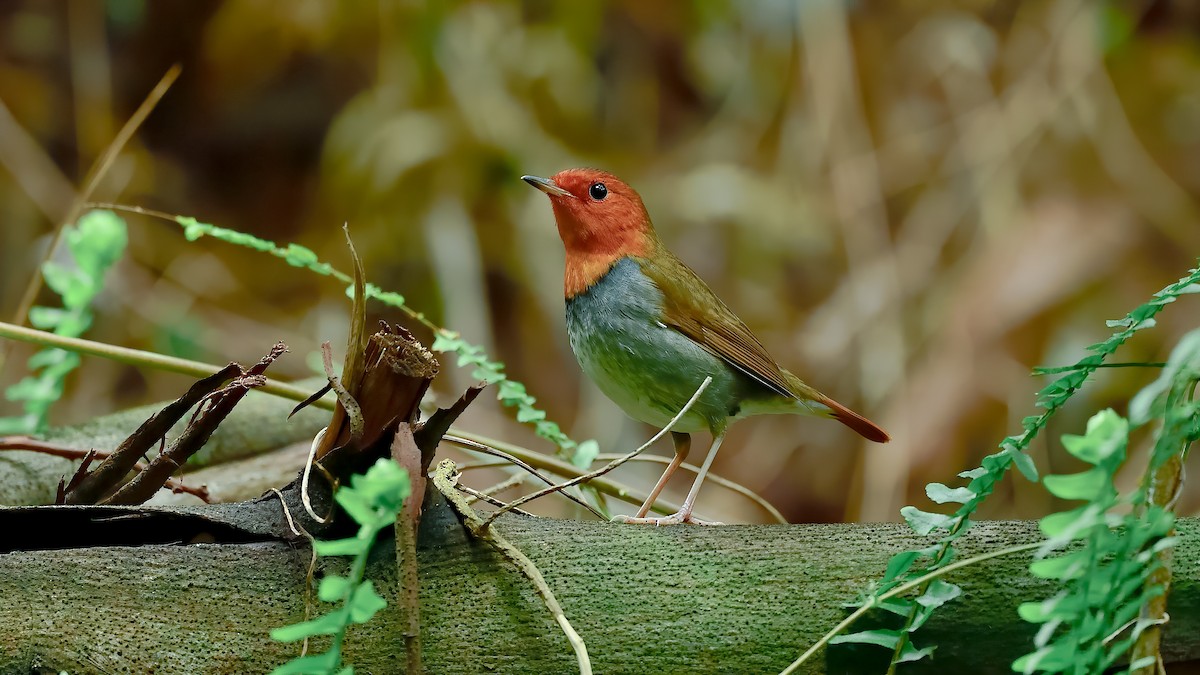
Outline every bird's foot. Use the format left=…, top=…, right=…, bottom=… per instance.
left=611, top=511, right=724, bottom=526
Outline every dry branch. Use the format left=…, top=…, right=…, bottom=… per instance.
left=0, top=380, right=330, bottom=506
left=103, top=344, right=286, bottom=505
left=63, top=363, right=241, bottom=503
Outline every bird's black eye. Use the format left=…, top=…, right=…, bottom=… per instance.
left=589, top=182, right=608, bottom=200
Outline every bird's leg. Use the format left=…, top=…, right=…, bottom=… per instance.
left=614, top=431, right=726, bottom=526
left=631, top=432, right=690, bottom=519
left=673, top=430, right=725, bottom=523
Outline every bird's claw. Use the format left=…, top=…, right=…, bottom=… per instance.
left=611, top=512, right=724, bottom=526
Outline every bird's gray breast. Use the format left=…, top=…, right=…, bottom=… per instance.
left=564, top=258, right=737, bottom=432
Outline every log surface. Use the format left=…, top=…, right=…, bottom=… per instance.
left=1, top=496, right=1197, bottom=674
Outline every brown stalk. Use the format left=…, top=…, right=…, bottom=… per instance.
left=393, top=423, right=424, bottom=675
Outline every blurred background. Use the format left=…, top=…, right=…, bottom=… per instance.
left=1, top=0, right=1198, bottom=523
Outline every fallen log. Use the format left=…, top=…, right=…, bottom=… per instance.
left=1, top=496, right=1197, bottom=674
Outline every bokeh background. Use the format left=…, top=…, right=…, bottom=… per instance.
left=1, top=0, right=1198, bottom=523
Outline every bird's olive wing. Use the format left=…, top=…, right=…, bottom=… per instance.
left=638, top=252, right=798, bottom=400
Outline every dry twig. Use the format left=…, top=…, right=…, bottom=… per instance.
left=432, top=460, right=591, bottom=675
left=0, top=437, right=210, bottom=503
left=480, top=377, right=711, bottom=528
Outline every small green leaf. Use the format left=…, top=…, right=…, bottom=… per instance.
left=895, top=641, right=936, bottom=663
left=1059, top=410, right=1128, bottom=465
left=875, top=598, right=913, bottom=616
left=1012, top=645, right=1066, bottom=674
left=829, top=628, right=901, bottom=649
left=472, top=365, right=502, bottom=383
left=882, top=550, right=919, bottom=583
left=27, top=306, right=66, bottom=330
left=355, top=282, right=397, bottom=303
left=40, top=262, right=78, bottom=299
left=318, top=575, right=351, bottom=603
left=336, top=490, right=381, bottom=529
left=1016, top=592, right=1064, bottom=624
left=925, top=483, right=975, bottom=504
left=340, top=459, right=409, bottom=519
left=176, top=216, right=209, bottom=241
left=535, top=419, right=564, bottom=440
left=27, top=349, right=71, bottom=369
left=915, top=579, right=961, bottom=609
left=514, top=406, right=546, bottom=424
left=347, top=581, right=387, bottom=624
left=496, top=379, right=527, bottom=401
left=270, top=611, right=346, bottom=642
left=1037, top=505, right=1096, bottom=539
left=1029, top=550, right=1090, bottom=580
left=571, top=439, right=599, bottom=468
left=360, top=457, right=411, bottom=491
left=314, top=537, right=368, bottom=557
left=900, top=506, right=955, bottom=536
left=283, top=243, right=319, bottom=267
left=906, top=580, right=962, bottom=632
left=1042, top=468, right=1110, bottom=501
left=1009, top=448, right=1039, bottom=481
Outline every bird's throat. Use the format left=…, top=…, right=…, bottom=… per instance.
left=554, top=203, right=656, bottom=299
left=564, top=251, right=626, bottom=299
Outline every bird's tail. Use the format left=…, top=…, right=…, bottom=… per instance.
left=816, top=394, right=890, bottom=443
left=781, top=370, right=890, bottom=443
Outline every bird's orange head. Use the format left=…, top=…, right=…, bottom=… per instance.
left=523, top=168, right=656, bottom=298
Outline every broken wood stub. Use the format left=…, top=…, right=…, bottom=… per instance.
left=313, top=324, right=440, bottom=475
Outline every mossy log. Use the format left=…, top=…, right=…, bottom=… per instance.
left=1, top=493, right=1198, bottom=674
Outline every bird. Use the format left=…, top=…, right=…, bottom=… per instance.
left=523, top=168, right=889, bottom=525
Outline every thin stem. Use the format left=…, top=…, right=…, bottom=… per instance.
left=9, top=66, right=181, bottom=326
left=1033, top=362, right=1166, bottom=375
left=449, top=431, right=678, bottom=511
left=592, top=453, right=787, bottom=523
left=2, top=66, right=181, bottom=376
left=462, top=454, right=785, bottom=522
left=0, top=320, right=333, bottom=411
left=300, top=427, right=332, bottom=524
left=480, top=377, right=712, bottom=528
left=443, top=435, right=605, bottom=519
left=84, top=201, right=446, bottom=336
left=779, top=541, right=1041, bottom=675
left=456, top=484, right=535, bottom=516
left=433, top=461, right=592, bottom=675
left=469, top=474, right=526, bottom=503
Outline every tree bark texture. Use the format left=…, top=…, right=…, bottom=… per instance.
left=1, top=495, right=1197, bottom=674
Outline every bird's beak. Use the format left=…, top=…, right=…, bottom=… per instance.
left=521, top=175, right=573, bottom=198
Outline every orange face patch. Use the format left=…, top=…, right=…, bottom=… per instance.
left=541, top=169, right=654, bottom=297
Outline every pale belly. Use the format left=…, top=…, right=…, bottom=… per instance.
left=565, top=258, right=754, bottom=433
